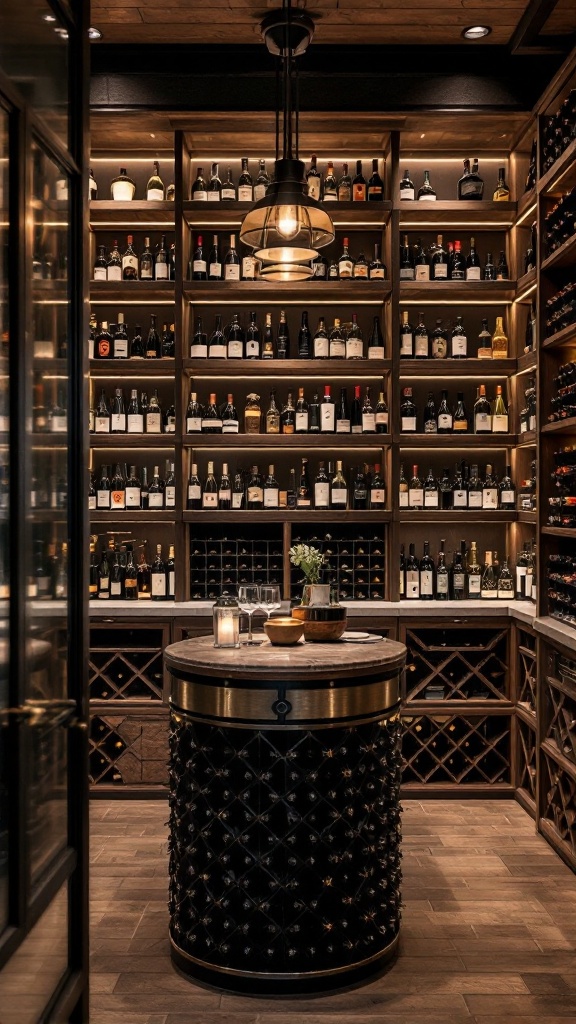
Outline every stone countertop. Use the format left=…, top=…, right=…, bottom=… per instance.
left=164, top=633, right=407, bottom=682
left=89, top=598, right=535, bottom=619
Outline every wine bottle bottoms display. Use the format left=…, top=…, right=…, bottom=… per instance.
left=401, top=539, right=535, bottom=602
left=541, top=89, right=576, bottom=176
left=190, top=312, right=386, bottom=361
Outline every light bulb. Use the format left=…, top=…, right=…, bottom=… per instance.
left=276, top=205, right=300, bottom=240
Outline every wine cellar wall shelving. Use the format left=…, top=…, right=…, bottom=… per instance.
left=86, top=49, right=576, bottom=873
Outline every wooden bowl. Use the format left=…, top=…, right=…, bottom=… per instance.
left=292, top=605, right=348, bottom=641
left=263, top=617, right=305, bottom=646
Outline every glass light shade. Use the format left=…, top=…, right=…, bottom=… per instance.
left=240, top=158, right=334, bottom=264
left=259, top=262, right=313, bottom=282
left=213, top=597, right=240, bottom=648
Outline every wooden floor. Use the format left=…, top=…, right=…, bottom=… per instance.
left=90, top=798, right=576, bottom=1024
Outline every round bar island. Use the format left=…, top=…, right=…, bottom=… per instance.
left=164, top=634, right=406, bottom=994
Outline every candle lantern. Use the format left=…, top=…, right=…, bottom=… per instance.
left=212, top=596, right=241, bottom=648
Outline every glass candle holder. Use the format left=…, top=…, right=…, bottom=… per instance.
left=213, top=597, right=241, bottom=648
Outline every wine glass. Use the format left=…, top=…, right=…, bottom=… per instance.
left=237, top=584, right=261, bottom=646
left=259, top=585, right=282, bottom=623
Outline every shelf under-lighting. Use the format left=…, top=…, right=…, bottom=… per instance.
left=516, top=202, right=537, bottom=227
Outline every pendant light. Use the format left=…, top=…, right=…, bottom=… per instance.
left=239, top=0, right=334, bottom=278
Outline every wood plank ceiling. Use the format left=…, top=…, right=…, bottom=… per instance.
left=90, top=0, right=566, bottom=47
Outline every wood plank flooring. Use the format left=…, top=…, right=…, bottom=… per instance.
left=90, top=799, right=576, bottom=1024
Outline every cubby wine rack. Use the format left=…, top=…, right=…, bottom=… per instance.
left=402, top=624, right=509, bottom=703
left=401, top=712, right=512, bottom=789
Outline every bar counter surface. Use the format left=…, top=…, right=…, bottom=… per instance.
left=164, top=633, right=406, bottom=993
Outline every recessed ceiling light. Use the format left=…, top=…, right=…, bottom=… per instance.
left=462, top=25, right=491, bottom=39
left=88, top=26, right=102, bottom=40
left=42, top=13, right=57, bottom=22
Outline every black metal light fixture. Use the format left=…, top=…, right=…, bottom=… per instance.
left=239, top=0, right=334, bottom=281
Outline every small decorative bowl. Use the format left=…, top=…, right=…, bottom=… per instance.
left=263, top=617, right=305, bottom=646
left=292, top=605, right=347, bottom=641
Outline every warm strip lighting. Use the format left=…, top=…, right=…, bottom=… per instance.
left=399, top=375, right=509, bottom=381
left=190, top=375, right=387, bottom=381
left=399, top=157, right=506, bottom=164
left=401, top=299, right=512, bottom=306
left=90, top=222, right=175, bottom=229
left=188, top=299, right=384, bottom=306
left=90, top=300, right=175, bottom=306
left=184, top=445, right=389, bottom=451
left=514, top=284, right=537, bottom=303
left=90, top=157, right=174, bottom=163
left=190, top=156, right=380, bottom=164
left=516, top=202, right=537, bottom=227
left=400, top=221, right=514, bottom=228
left=400, top=445, right=511, bottom=451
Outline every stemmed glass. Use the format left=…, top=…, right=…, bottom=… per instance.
left=237, top=584, right=262, bottom=646
left=259, top=585, right=282, bottom=623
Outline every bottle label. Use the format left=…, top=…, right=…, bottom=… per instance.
left=451, top=335, right=467, bottom=356
left=400, top=268, right=415, bottom=279
left=114, top=340, right=128, bottom=358
left=228, top=341, right=243, bottom=358
left=168, top=570, right=175, bottom=596
left=529, top=414, right=536, bottom=431
left=95, top=416, right=110, bottom=433
left=346, top=337, right=364, bottom=358
left=165, top=417, right=176, bottom=433
left=331, top=486, right=347, bottom=505
left=254, top=184, right=267, bottom=201
left=127, top=413, right=144, bottom=433
left=321, top=405, right=335, bottom=431
left=93, top=267, right=107, bottom=281
left=209, top=344, right=226, bottom=358
left=460, top=180, right=483, bottom=198
left=224, top=264, right=240, bottom=281
left=433, top=264, right=448, bottom=278
left=420, top=570, right=434, bottom=596
left=140, top=264, right=153, bottom=279
left=264, top=487, right=279, bottom=508
left=202, top=493, right=218, bottom=508
left=438, top=413, right=452, bottom=429
left=400, top=187, right=415, bottom=200
left=238, top=185, right=253, bottom=202
left=88, top=495, right=97, bottom=510
left=371, top=488, right=385, bottom=505
left=418, top=194, right=436, bottom=202
left=125, top=486, right=141, bottom=507
left=399, top=489, right=408, bottom=507
left=193, top=259, right=207, bottom=274
left=246, top=340, right=260, bottom=357
left=492, top=414, right=508, bottom=433
left=432, top=338, right=447, bottom=358
left=354, top=264, right=368, bottom=279
left=201, top=417, right=222, bottom=431
left=362, top=412, right=375, bottom=432
left=164, top=486, right=176, bottom=506
left=98, top=586, right=109, bottom=599
left=217, top=489, right=231, bottom=505
left=399, top=333, right=412, bottom=358
left=424, top=419, right=437, bottom=434
left=368, top=186, right=383, bottom=199
left=152, top=574, right=167, bottom=597
left=453, top=571, right=465, bottom=591
left=155, top=262, right=169, bottom=280
left=221, top=187, right=236, bottom=200
left=111, top=489, right=125, bottom=509
left=247, top=486, right=263, bottom=504
left=206, top=192, right=220, bottom=201
left=376, top=412, right=388, bottom=427
left=466, top=266, right=481, bottom=281
left=50, top=416, right=67, bottom=433
left=111, top=181, right=134, bottom=202
left=148, top=493, right=164, bottom=508
left=222, top=418, right=239, bottom=434
left=314, top=337, right=329, bottom=358
left=111, top=413, right=126, bottom=432
left=209, top=262, right=221, bottom=279
left=475, top=412, right=491, bottom=431
left=122, top=255, right=138, bottom=274
left=415, top=265, right=430, bottom=281
left=242, top=256, right=256, bottom=279
left=232, top=492, right=243, bottom=508
left=406, top=570, right=419, bottom=598
left=111, top=580, right=122, bottom=597
left=339, top=259, right=353, bottom=277
left=468, top=573, right=481, bottom=594
left=193, top=190, right=208, bottom=201
left=297, top=497, right=312, bottom=508
left=190, top=343, right=208, bottom=358
left=107, top=266, right=122, bottom=282
left=314, top=482, right=330, bottom=507
left=97, top=490, right=110, bottom=508
left=146, top=412, right=162, bottom=433
left=501, top=489, right=514, bottom=505
left=453, top=489, right=467, bottom=507
left=295, top=412, right=309, bottom=432
left=468, top=491, right=483, bottom=508
left=336, top=418, right=350, bottom=433
left=147, top=186, right=164, bottom=201
left=409, top=487, right=423, bottom=506
left=424, top=491, right=439, bottom=507
left=329, top=340, right=345, bottom=358
left=307, top=178, right=321, bottom=201
left=414, top=337, right=428, bottom=358
left=188, top=484, right=201, bottom=501
left=401, top=416, right=416, bottom=432
left=483, top=488, right=498, bottom=509
left=437, top=574, right=449, bottom=594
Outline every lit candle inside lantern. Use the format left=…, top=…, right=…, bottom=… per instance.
left=217, top=613, right=236, bottom=647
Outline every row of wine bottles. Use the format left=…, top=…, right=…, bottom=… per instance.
left=399, top=463, right=516, bottom=511
left=541, top=90, right=576, bottom=175
left=519, top=377, right=537, bottom=434
left=191, top=158, right=385, bottom=203
left=400, top=235, right=509, bottom=282
left=91, top=462, right=176, bottom=510
left=399, top=312, right=509, bottom=360
left=399, top=162, right=509, bottom=202
left=190, top=234, right=386, bottom=283
left=544, top=186, right=576, bottom=257
left=549, top=364, right=576, bottom=422
left=544, top=281, right=576, bottom=338
left=400, top=385, right=509, bottom=434
left=190, top=312, right=385, bottom=360
left=29, top=540, right=68, bottom=601
left=548, top=446, right=576, bottom=529
left=185, top=386, right=388, bottom=435
left=90, top=389, right=176, bottom=434
left=89, top=538, right=176, bottom=601
left=400, top=540, right=536, bottom=601
left=93, top=236, right=175, bottom=282
left=547, top=553, right=576, bottom=625
left=93, top=163, right=175, bottom=202
left=187, top=460, right=386, bottom=511
left=90, top=314, right=175, bottom=360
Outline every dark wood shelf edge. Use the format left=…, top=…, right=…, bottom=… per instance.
left=538, top=137, right=576, bottom=196
left=541, top=526, right=576, bottom=538
left=542, top=324, right=576, bottom=349
left=541, top=233, right=576, bottom=273
left=540, top=738, right=576, bottom=781
left=541, top=417, right=576, bottom=434
left=516, top=704, right=537, bottom=727
left=183, top=510, right=392, bottom=523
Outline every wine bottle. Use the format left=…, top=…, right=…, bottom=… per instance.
left=262, top=312, right=274, bottom=358
left=145, top=390, right=162, bottom=433
left=346, top=314, right=363, bottom=358
left=423, top=392, right=437, bottom=434
left=232, top=469, right=245, bottom=509
left=375, top=392, right=389, bottom=433
left=263, top=465, right=279, bottom=508
left=111, top=388, right=126, bottom=433
left=491, top=317, right=509, bottom=358
left=208, top=234, right=221, bottom=280
left=368, top=316, right=385, bottom=359
left=146, top=161, right=164, bottom=201
left=323, top=162, right=337, bottom=201
left=399, top=169, right=415, bottom=201
left=305, top=154, right=322, bottom=200
left=467, top=542, right=482, bottom=597
left=367, top=159, right=384, bottom=201
left=246, top=311, right=260, bottom=358
left=474, top=384, right=492, bottom=433
left=110, top=168, right=136, bottom=201
left=451, top=315, right=467, bottom=357
left=227, top=313, right=244, bottom=358
left=477, top=318, right=493, bottom=359
left=353, top=250, right=368, bottom=279
left=191, top=167, right=208, bottom=200
left=107, top=240, right=122, bottom=281
left=298, top=310, right=311, bottom=358
left=96, top=465, right=111, bottom=509
left=208, top=314, right=227, bottom=358
left=320, top=385, right=335, bottom=433
left=218, top=463, right=232, bottom=509
left=95, top=388, right=111, bottom=433
left=314, top=461, right=330, bottom=508
left=190, top=317, right=208, bottom=358
left=337, top=163, right=352, bottom=202
left=277, top=309, right=290, bottom=358
left=295, top=388, right=309, bottom=433
left=192, top=235, right=207, bottom=280
left=93, top=245, right=107, bottom=281
left=201, top=393, right=223, bottom=433
left=238, top=158, right=253, bottom=202
left=361, top=386, right=375, bottom=433
left=352, top=465, right=368, bottom=509
left=436, top=540, right=449, bottom=600
left=431, top=319, right=448, bottom=358
left=369, top=242, right=386, bottom=279
left=147, top=466, right=163, bottom=509
left=151, top=545, right=167, bottom=600
left=417, top=169, right=436, bottom=201
left=451, top=240, right=466, bottom=281
left=496, top=251, right=509, bottom=281
left=437, top=390, right=452, bottom=433
left=424, top=468, right=439, bottom=508
left=398, top=463, right=409, bottom=508
left=281, top=391, right=296, bottom=434
left=254, top=159, right=270, bottom=200
left=499, top=465, right=515, bottom=509
left=221, top=167, right=236, bottom=201
left=405, top=543, right=420, bottom=598
left=400, top=387, right=417, bottom=433
left=408, top=465, right=423, bottom=508
left=265, top=389, right=280, bottom=433
left=224, top=234, right=240, bottom=280
left=338, top=237, right=354, bottom=279
left=419, top=541, right=435, bottom=600
left=309, top=391, right=320, bottom=433
left=246, top=466, right=263, bottom=509
left=244, top=393, right=261, bottom=434
left=370, top=464, right=386, bottom=508
left=481, top=551, right=498, bottom=599
left=400, top=234, right=415, bottom=279
left=330, top=461, right=348, bottom=509
left=313, top=316, right=329, bottom=359
left=483, top=251, right=495, bottom=281
left=121, top=236, right=138, bottom=281
left=222, top=394, right=239, bottom=434
left=154, top=235, right=168, bottom=280
left=145, top=314, right=161, bottom=358
left=329, top=318, right=345, bottom=358
left=352, top=160, right=367, bottom=201
left=492, top=385, right=509, bottom=432
left=187, top=463, right=202, bottom=509
left=431, top=234, right=448, bottom=279
left=453, top=392, right=469, bottom=432
left=297, top=458, right=312, bottom=508
left=202, top=461, right=218, bottom=508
